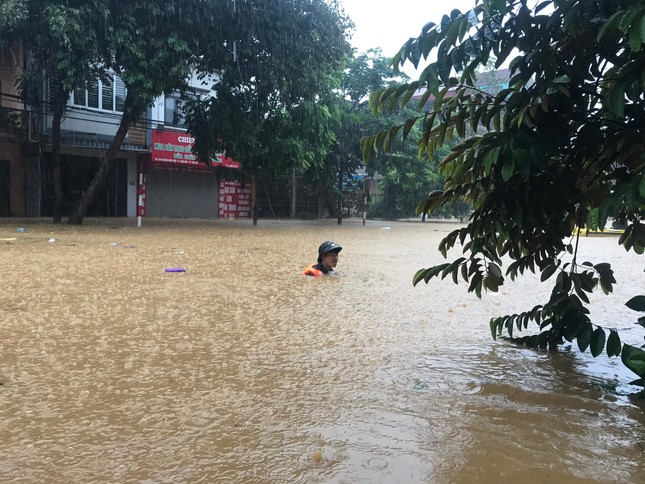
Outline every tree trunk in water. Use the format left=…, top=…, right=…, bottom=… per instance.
left=317, top=194, right=324, bottom=219
left=251, top=174, right=258, bottom=226
left=290, top=166, right=297, bottom=218
left=336, top=158, right=343, bottom=225
left=68, top=114, right=131, bottom=225
left=51, top=100, right=65, bottom=224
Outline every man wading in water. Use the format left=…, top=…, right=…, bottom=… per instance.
left=303, top=241, right=342, bottom=276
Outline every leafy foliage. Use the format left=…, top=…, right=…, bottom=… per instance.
left=0, top=0, right=27, bottom=33
left=66, top=0, right=237, bottom=224
left=368, top=134, right=448, bottom=220
left=187, top=0, right=352, bottom=175
left=3, top=0, right=105, bottom=111
left=2, top=0, right=109, bottom=222
left=185, top=0, right=353, bottom=224
left=3, top=0, right=241, bottom=224
left=309, top=49, right=412, bottom=207
left=364, top=0, right=645, bottom=385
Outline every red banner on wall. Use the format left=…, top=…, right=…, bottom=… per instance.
left=218, top=180, right=251, bottom=219
left=151, top=130, right=240, bottom=171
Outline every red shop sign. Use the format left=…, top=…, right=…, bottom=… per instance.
left=151, top=130, right=240, bottom=171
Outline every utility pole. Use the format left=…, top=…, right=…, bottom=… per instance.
left=336, top=156, right=343, bottom=225
left=362, top=179, right=369, bottom=225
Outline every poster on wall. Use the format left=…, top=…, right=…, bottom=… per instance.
left=151, top=131, right=240, bottom=171
left=218, top=180, right=251, bottom=219
left=136, top=156, right=147, bottom=217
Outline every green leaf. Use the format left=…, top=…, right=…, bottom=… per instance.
left=488, top=263, right=502, bottom=278
left=413, top=268, right=428, bottom=286
left=484, top=274, right=500, bottom=292
left=434, top=85, right=451, bottom=107
left=606, top=82, right=626, bottom=118
left=590, top=328, right=606, bottom=357
left=501, top=155, right=515, bottom=182
left=563, top=317, right=584, bottom=342
left=451, top=265, right=460, bottom=284
left=483, top=146, right=500, bottom=174
left=378, top=86, right=398, bottom=106
left=557, top=271, right=571, bottom=293
left=402, top=118, right=417, bottom=140
left=629, top=18, right=642, bottom=52
left=360, top=136, right=373, bottom=162
left=493, top=110, right=501, bottom=131
left=596, top=11, right=624, bottom=42
left=540, top=263, right=557, bottom=282
left=606, top=330, right=621, bottom=357
left=621, top=344, right=645, bottom=379
left=490, top=318, right=499, bottom=340
left=417, top=88, right=433, bottom=110
left=425, top=263, right=451, bottom=283
left=514, top=148, right=530, bottom=180
left=401, top=82, right=420, bottom=107
left=626, top=295, right=645, bottom=312
left=577, top=322, right=593, bottom=353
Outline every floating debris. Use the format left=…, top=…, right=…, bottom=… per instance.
left=165, top=268, right=186, bottom=273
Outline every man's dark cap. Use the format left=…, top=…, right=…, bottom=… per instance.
left=318, top=241, right=342, bottom=257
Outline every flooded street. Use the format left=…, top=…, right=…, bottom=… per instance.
left=1, top=218, right=644, bottom=483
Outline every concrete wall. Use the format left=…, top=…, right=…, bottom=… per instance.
left=0, top=43, right=22, bottom=110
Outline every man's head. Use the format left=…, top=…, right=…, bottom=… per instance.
left=317, top=240, right=342, bottom=268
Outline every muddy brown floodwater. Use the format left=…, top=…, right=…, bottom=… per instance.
left=1, top=218, right=644, bottom=483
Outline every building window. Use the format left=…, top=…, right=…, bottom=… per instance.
left=71, top=75, right=126, bottom=113
left=164, top=92, right=199, bottom=129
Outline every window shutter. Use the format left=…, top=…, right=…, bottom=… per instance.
left=102, top=76, right=114, bottom=111
left=87, top=79, right=99, bottom=109
left=73, top=87, right=86, bottom=106
left=47, top=72, right=61, bottom=112
left=114, top=76, right=126, bottom=112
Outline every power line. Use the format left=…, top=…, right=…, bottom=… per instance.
left=1, top=89, right=189, bottom=130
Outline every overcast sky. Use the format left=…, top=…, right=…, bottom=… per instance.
left=339, top=0, right=477, bottom=76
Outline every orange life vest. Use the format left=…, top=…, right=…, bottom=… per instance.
left=303, top=264, right=323, bottom=277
